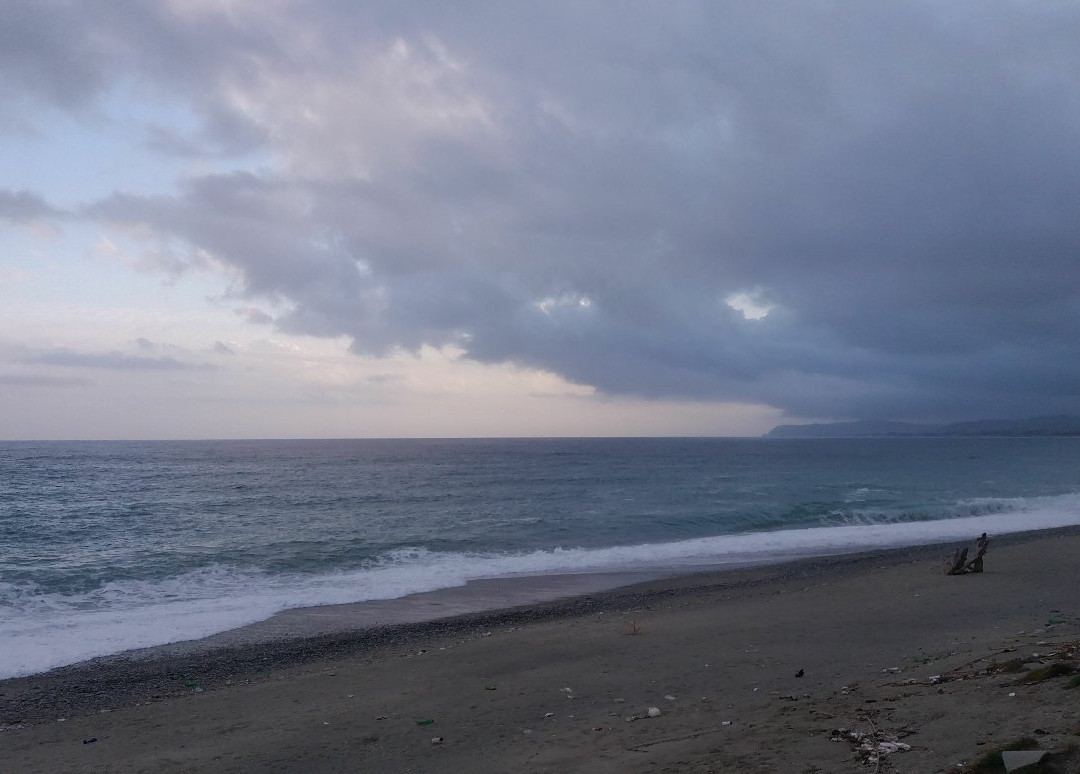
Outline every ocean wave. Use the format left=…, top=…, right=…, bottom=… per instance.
left=820, top=494, right=1049, bottom=528
left=3, top=491, right=1080, bottom=679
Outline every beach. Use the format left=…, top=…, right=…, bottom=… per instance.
left=3, top=530, right=1079, bottom=773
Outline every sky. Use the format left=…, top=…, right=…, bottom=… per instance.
left=2, top=1, right=1080, bottom=440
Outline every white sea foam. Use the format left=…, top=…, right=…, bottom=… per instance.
left=3, top=492, right=1080, bottom=679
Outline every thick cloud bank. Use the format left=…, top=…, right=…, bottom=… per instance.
left=8, top=1, right=1080, bottom=421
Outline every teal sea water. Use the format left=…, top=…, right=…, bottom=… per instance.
left=3, top=437, right=1080, bottom=678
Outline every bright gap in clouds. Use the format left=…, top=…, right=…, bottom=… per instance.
left=724, top=291, right=773, bottom=320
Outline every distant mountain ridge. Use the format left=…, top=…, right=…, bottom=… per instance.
left=765, top=415, right=1080, bottom=438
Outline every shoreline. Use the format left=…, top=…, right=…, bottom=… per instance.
left=5, top=527, right=1080, bottom=772
left=4, top=527, right=1075, bottom=706
left=11, top=510, right=1080, bottom=682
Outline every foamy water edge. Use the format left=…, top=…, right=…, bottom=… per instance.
left=4, top=493, right=1080, bottom=679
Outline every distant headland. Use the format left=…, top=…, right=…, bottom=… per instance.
left=765, top=414, right=1080, bottom=438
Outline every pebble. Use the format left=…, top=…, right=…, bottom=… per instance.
left=647, top=707, right=661, bottom=718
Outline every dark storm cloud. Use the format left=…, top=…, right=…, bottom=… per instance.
left=14, top=1, right=1080, bottom=421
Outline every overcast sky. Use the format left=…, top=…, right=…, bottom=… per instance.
left=2, top=1, right=1079, bottom=439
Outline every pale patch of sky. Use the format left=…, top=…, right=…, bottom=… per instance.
left=2, top=85, right=269, bottom=209
left=724, top=290, right=773, bottom=320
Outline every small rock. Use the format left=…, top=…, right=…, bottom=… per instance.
left=795, top=669, right=804, bottom=678
left=721, top=720, right=732, bottom=726
left=82, top=737, right=97, bottom=745
left=647, top=707, right=661, bottom=718
left=544, top=712, right=555, bottom=718
left=664, top=695, right=676, bottom=701
left=430, top=736, right=444, bottom=745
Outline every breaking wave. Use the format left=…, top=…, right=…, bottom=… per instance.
left=3, top=491, right=1079, bottom=680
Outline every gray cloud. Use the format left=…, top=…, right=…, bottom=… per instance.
left=15, top=1, right=1080, bottom=421
left=235, top=307, right=275, bottom=326
left=26, top=348, right=213, bottom=372
left=0, top=189, right=63, bottom=221
left=0, top=373, right=90, bottom=387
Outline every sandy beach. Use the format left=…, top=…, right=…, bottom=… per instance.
left=3, top=530, right=1079, bottom=773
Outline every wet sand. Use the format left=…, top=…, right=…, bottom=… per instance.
left=3, top=530, right=1080, bottom=773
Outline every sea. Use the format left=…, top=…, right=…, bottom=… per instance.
left=3, top=436, right=1080, bottom=679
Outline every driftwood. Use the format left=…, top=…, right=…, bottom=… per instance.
left=945, top=532, right=989, bottom=575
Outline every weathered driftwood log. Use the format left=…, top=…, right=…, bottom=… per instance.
left=945, top=532, right=989, bottom=575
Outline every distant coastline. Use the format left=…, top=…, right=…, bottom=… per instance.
left=766, top=414, right=1080, bottom=438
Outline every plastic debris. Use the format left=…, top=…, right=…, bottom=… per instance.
left=831, top=727, right=911, bottom=765
left=544, top=712, right=555, bottom=718
left=82, top=737, right=97, bottom=744
left=647, top=707, right=661, bottom=718
left=795, top=669, right=805, bottom=678
left=1001, top=750, right=1047, bottom=772
left=415, top=719, right=435, bottom=726
left=664, top=695, right=676, bottom=701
